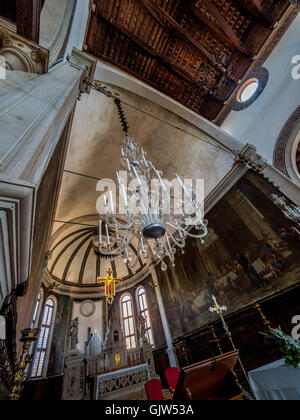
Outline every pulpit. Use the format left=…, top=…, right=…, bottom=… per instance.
left=173, top=350, right=243, bottom=401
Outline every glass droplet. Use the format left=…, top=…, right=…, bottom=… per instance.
left=161, top=261, right=168, bottom=271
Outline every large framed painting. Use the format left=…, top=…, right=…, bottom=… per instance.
left=157, top=171, right=300, bottom=339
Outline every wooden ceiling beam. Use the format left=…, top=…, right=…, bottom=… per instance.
left=191, top=1, right=247, bottom=55
left=235, top=0, right=271, bottom=26
left=16, top=0, right=43, bottom=43
left=139, top=0, right=216, bottom=66
left=95, top=11, right=205, bottom=86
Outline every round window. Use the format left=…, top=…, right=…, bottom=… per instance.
left=237, top=79, right=259, bottom=103
left=232, top=68, right=269, bottom=111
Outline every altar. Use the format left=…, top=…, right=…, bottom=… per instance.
left=249, top=359, right=300, bottom=400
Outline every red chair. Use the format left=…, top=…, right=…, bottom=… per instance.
left=165, top=367, right=180, bottom=394
left=145, top=379, right=164, bottom=400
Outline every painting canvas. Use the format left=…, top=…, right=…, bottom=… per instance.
left=157, top=172, right=300, bottom=339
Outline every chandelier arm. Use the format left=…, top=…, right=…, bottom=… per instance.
left=185, top=225, right=208, bottom=239
left=167, top=231, right=186, bottom=249
left=127, top=235, right=142, bottom=270
left=164, top=243, right=175, bottom=264
left=109, top=214, right=134, bottom=230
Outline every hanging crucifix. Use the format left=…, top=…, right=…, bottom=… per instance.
left=97, top=268, right=122, bottom=304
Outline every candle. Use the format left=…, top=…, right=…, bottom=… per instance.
left=99, top=219, right=102, bottom=246
left=109, top=190, right=114, bottom=213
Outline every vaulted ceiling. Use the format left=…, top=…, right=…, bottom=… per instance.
left=85, top=0, right=291, bottom=122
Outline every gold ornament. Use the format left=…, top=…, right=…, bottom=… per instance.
left=9, top=328, right=39, bottom=400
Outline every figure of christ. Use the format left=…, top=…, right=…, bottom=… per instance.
left=97, top=268, right=122, bottom=304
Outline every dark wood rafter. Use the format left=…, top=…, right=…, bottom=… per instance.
left=86, top=0, right=292, bottom=121
left=16, top=0, right=43, bottom=43
left=95, top=10, right=205, bottom=86
left=235, top=0, right=271, bottom=26
left=138, top=0, right=216, bottom=66
left=190, top=1, right=248, bottom=55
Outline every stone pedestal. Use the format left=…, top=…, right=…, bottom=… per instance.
left=63, top=354, right=85, bottom=401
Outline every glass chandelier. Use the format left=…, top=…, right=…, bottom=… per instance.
left=272, top=194, right=300, bottom=227
left=94, top=98, right=208, bottom=273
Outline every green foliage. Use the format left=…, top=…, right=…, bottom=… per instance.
left=260, top=328, right=300, bottom=368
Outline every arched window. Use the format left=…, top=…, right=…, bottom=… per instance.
left=31, top=298, right=56, bottom=378
left=121, top=294, right=136, bottom=350
left=31, top=288, right=44, bottom=329
left=137, top=287, right=154, bottom=346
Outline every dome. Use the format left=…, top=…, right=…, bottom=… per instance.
left=46, top=216, right=149, bottom=297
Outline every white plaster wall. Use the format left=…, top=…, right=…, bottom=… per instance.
left=72, top=300, right=104, bottom=353
left=222, top=13, right=300, bottom=164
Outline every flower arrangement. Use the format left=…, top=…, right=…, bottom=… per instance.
left=261, top=328, right=300, bottom=368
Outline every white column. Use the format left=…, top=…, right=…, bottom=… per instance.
left=150, top=265, right=178, bottom=367
left=0, top=48, right=96, bottom=311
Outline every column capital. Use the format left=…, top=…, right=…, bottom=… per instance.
left=233, top=143, right=268, bottom=173
left=0, top=24, right=49, bottom=74
left=68, top=47, right=97, bottom=95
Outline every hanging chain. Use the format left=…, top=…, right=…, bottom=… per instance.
left=87, top=80, right=130, bottom=136
left=114, top=98, right=129, bottom=136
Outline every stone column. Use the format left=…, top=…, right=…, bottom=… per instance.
left=0, top=44, right=96, bottom=319
left=150, top=265, right=178, bottom=367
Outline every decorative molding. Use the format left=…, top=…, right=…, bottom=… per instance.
left=233, top=144, right=268, bottom=173
left=68, top=47, right=97, bottom=95
left=43, top=264, right=151, bottom=299
left=204, top=144, right=267, bottom=214
left=262, top=164, right=300, bottom=206
left=0, top=17, right=16, bottom=33
left=0, top=178, right=36, bottom=310
left=273, top=105, right=300, bottom=185
left=0, top=24, right=49, bottom=74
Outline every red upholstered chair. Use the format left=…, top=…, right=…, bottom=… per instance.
left=165, top=367, right=180, bottom=394
left=145, top=379, right=164, bottom=401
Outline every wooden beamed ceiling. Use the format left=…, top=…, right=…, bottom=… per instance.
left=86, top=0, right=292, bottom=121
left=0, top=0, right=46, bottom=43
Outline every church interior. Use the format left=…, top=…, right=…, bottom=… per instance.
left=0, top=0, right=300, bottom=402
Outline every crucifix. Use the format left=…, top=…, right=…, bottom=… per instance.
left=209, top=295, right=252, bottom=391
left=97, top=268, right=122, bottom=304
